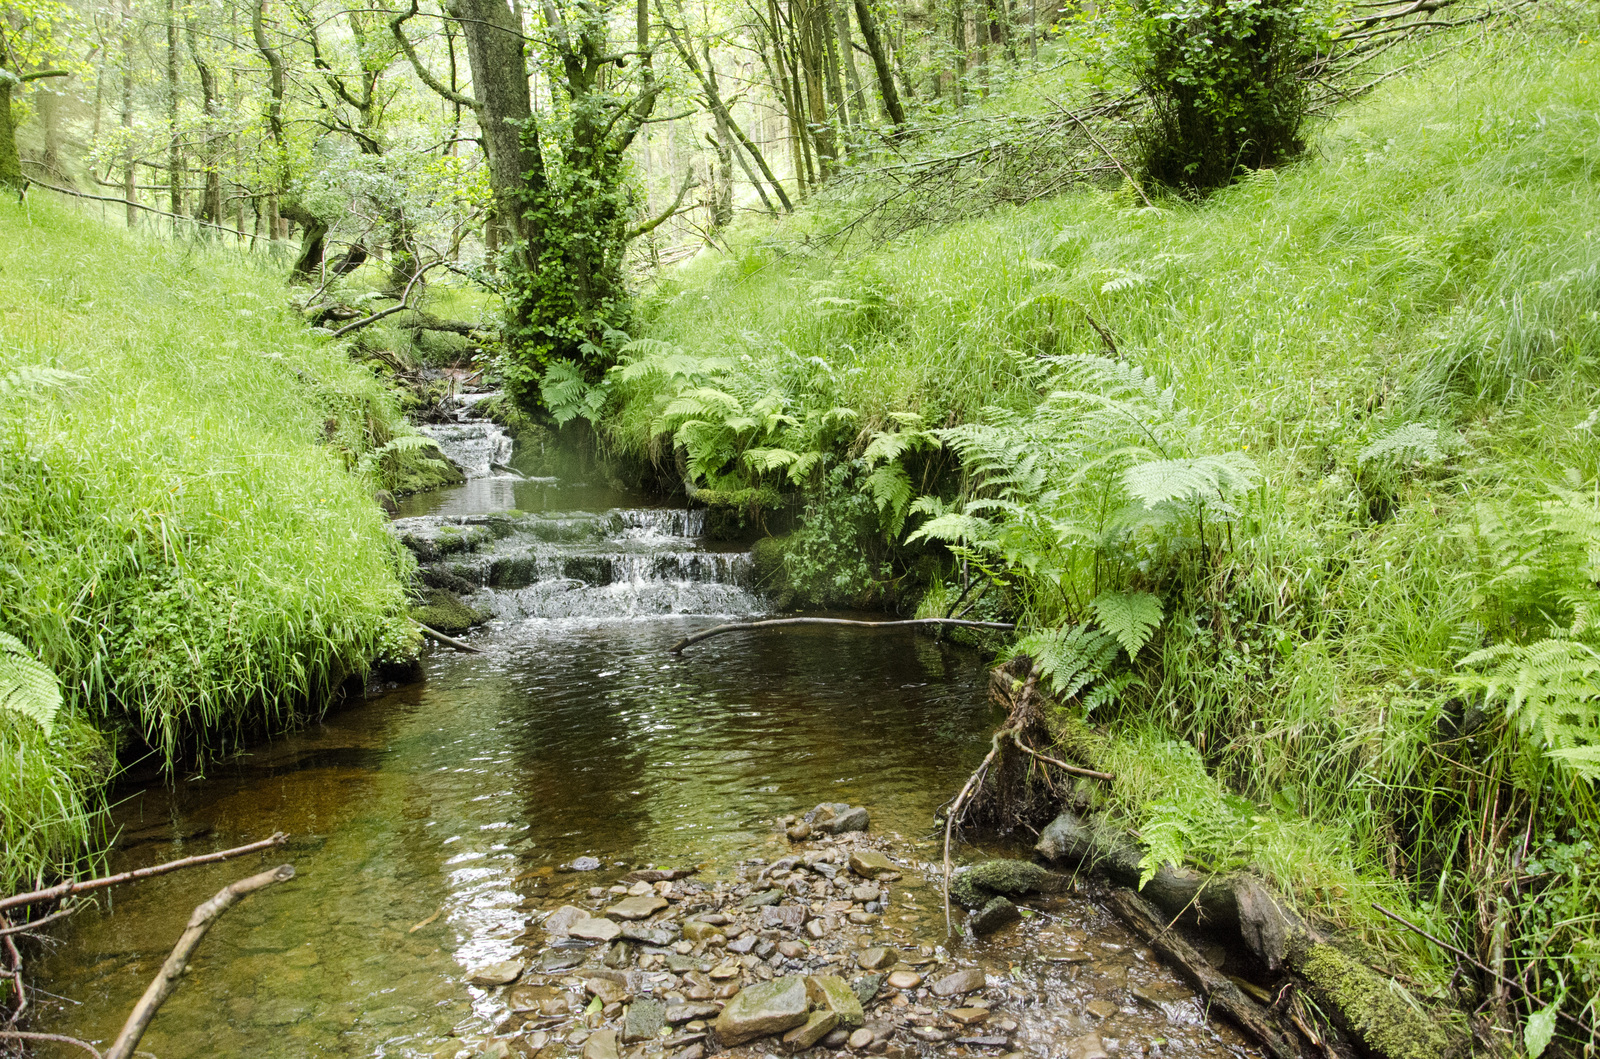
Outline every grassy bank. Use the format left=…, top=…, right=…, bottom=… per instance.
left=604, top=20, right=1600, bottom=1040
left=0, top=199, right=423, bottom=891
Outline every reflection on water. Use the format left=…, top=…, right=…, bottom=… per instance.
left=34, top=623, right=1001, bottom=1057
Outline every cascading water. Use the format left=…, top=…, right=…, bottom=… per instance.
left=394, top=506, right=761, bottom=620
left=417, top=390, right=515, bottom=479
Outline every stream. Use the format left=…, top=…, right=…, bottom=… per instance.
left=31, top=425, right=1260, bottom=1059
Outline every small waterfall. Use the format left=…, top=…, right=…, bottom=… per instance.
left=417, top=421, right=514, bottom=479
left=394, top=507, right=762, bottom=620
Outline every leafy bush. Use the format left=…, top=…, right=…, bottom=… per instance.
left=1124, top=0, right=1323, bottom=193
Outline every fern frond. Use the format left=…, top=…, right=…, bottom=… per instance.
left=863, top=464, right=914, bottom=536
left=905, top=512, right=997, bottom=548
left=1359, top=422, right=1455, bottom=467
left=743, top=447, right=802, bottom=474
left=1015, top=624, right=1120, bottom=701
left=1091, top=590, right=1164, bottom=658
left=1457, top=637, right=1600, bottom=773
left=1122, top=453, right=1260, bottom=509
left=0, top=632, right=61, bottom=735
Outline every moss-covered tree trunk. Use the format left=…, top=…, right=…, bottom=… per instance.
left=0, top=69, right=69, bottom=192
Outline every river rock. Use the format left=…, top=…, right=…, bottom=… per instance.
left=581, top=1029, right=620, bottom=1059
left=930, top=968, right=986, bottom=997
left=713, top=976, right=809, bottom=1045
left=949, top=860, right=1058, bottom=909
left=851, top=883, right=881, bottom=903
left=760, top=903, right=807, bottom=932
left=544, top=905, right=591, bottom=936
left=571, top=917, right=622, bottom=942
left=667, top=1002, right=722, bottom=1024
left=806, top=974, right=864, bottom=1027
left=852, top=974, right=884, bottom=1006
left=620, top=923, right=677, bottom=946
left=623, top=998, right=666, bottom=1042
left=568, top=856, right=603, bottom=872
left=506, top=984, right=556, bottom=1011
left=947, top=1008, right=990, bottom=1025
left=539, top=950, right=586, bottom=972
left=682, top=920, right=722, bottom=942
left=585, top=978, right=629, bottom=1005
left=886, top=971, right=922, bottom=990
left=1065, top=1032, right=1109, bottom=1059
left=467, top=960, right=523, bottom=986
left=856, top=947, right=896, bottom=971
left=777, top=940, right=807, bottom=958
left=726, top=935, right=758, bottom=954
left=848, top=850, right=896, bottom=878
left=847, top=1028, right=875, bottom=1050
left=787, top=822, right=813, bottom=842
left=970, top=897, right=1022, bottom=935
left=819, top=807, right=870, bottom=834
left=740, top=888, right=783, bottom=909
left=783, top=1010, right=839, bottom=1049
left=608, top=895, right=668, bottom=920
left=1085, top=999, right=1117, bottom=1018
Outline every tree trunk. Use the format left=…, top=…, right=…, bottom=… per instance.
left=447, top=0, right=543, bottom=265
left=120, top=0, right=137, bottom=226
left=796, top=0, right=835, bottom=178
left=854, top=0, right=905, bottom=127
left=188, top=20, right=224, bottom=225
left=0, top=75, right=20, bottom=191
left=832, top=0, right=866, bottom=129
left=951, top=0, right=967, bottom=106
left=167, top=0, right=183, bottom=222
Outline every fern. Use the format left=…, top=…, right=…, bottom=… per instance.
left=1122, top=453, right=1260, bottom=509
left=1091, top=590, right=1164, bottom=658
left=0, top=632, right=62, bottom=736
left=1015, top=624, right=1121, bottom=701
left=541, top=361, right=609, bottom=426
left=1358, top=422, right=1455, bottom=468
left=863, top=463, right=915, bottom=537
left=1457, top=638, right=1600, bottom=779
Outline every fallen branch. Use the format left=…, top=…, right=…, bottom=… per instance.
left=22, top=176, right=247, bottom=238
left=1009, top=732, right=1115, bottom=781
left=104, top=864, right=295, bottom=1059
left=668, top=617, right=1015, bottom=654
left=330, top=259, right=450, bottom=338
left=0, top=904, right=77, bottom=936
left=943, top=729, right=1007, bottom=937
left=1109, top=887, right=1302, bottom=1059
left=0, top=833, right=288, bottom=914
left=417, top=622, right=483, bottom=654
left=0, top=1030, right=103, bottom=1058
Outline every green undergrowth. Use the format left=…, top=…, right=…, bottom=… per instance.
left=608, top=19, right=1600, bottom=1043
left=0, top=199, right=425, bottom=892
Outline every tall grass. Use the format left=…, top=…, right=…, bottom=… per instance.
left=624, top=17, right=1600, bottom=1029
left=0, top=199, right=416, bottom=891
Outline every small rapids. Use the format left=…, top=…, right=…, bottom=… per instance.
left=30, top=442, right=1261, bottom=1059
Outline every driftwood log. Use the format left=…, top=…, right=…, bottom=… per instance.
left=991, top=662, right=1467, bottom=1059
left=1107, top=887, right=1302, bottom=1059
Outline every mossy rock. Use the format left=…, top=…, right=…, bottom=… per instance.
left=410, top=589, right=491, bottom=635
left=385, top=452, right=465, bottom=497
left=752, top=536, right=794, bottom=608
left=950, top=859, right=1054, bottom=909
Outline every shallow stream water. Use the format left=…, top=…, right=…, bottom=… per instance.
left=32, top=434, right=1259, bottom=1059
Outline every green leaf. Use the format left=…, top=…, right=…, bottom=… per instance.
left=1091, top=590, right=1165, bottom=658
left=1524, top=1002, right=1558, bottom=1058
left=0, top=632, right=62, bottom=736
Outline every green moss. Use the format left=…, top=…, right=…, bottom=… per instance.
left=384, top=449, right=465, bottom=497
left=410, top=590, right=491, bottom=635
left=1293, top=937, right=1457, bottom=1059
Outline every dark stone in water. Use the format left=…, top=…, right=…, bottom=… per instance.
left=623, top=868, right=698, bottom=883
left=970, top=897, right=1022, bottom=935
left=957, top=1037, right=1011, bottom=1048
left=540, top=950, right=587, bottom=972
left=740, top=889, right=783, bottom=909
left=851, top=974, right=884, bottom=1007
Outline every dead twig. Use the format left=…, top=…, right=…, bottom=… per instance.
left=104, top=864, right=296, bottom=1059
left=943, top=730, right=1006, bottom=937
left=0, top=833, right=288, bottom=914
left=0, top=1030, right=104, bottom=1057
left=668, top=616, right=1015, bottom=654
left=1009, top=732, right=1116, bottom=781
left=417, top=622, right=483, bottom=654
left=0, top=904, right=78, bottom=937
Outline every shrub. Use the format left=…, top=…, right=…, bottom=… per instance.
left=1133, top=0, right=1321, bottom=194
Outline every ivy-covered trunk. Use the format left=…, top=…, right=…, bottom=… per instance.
left=447, top=0, right=659, bottom=408
left=0, top=73, right=21, bottom=191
